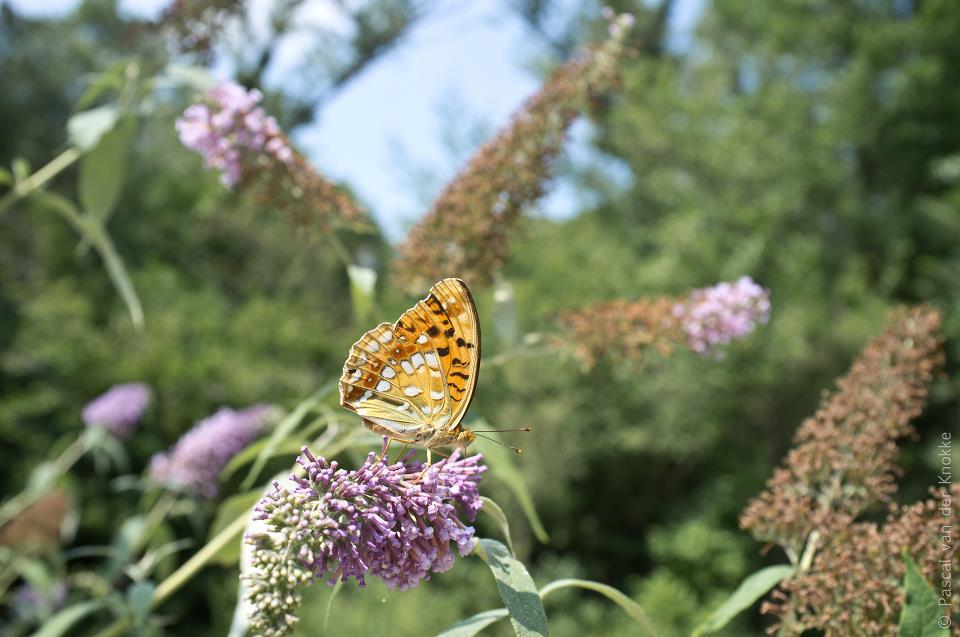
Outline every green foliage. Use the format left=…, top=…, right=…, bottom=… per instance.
left=898, top=552, right=950, bottom=637
left=693, top=565, right=795, bottom=636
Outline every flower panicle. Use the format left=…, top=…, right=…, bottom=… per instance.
left=739, top=306, right=943, bottom=555
left=557, top=276, right=769, bottom=367
left=244, top=442, right=485, bottom=637
left=393, top=13, right=634, bottom=291
left=82, top=382, right=152, bottom=440
left=764, top=485, right=959, bottom=636
left=148, top=404, right=274, bottom=499
left=176, top=81, right=365, bottom=231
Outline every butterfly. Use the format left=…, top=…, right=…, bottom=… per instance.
left=339, top=278, right=482, bottom=452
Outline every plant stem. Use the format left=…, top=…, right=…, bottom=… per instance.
left=0, top=147, right=81, bottom=214
left=93, top=512, right=250, bottom=637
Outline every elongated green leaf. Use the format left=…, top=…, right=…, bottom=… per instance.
left=127, top=581, right=155, bottom=626
left=539, top=578, right=657, bottom=636
left=29, top=601, right=102, bottom=637
left=472, top=427, right=549, bottom=543
left=692, top=565, right=795, bottom=636
left=474, top=538, right=549, bottom=637
left=207, top=490, right=263, bottom=566
left=437, top=609, right=510, bottom=637
left=67, top=105, right=118, bottom=151
left=78, top=116, right=135, bottom=221
left=480, top=496, right=515, bottom=555
left=898, top=552, right=950, bottom=637
left=240, top=384, right=333, bottom=490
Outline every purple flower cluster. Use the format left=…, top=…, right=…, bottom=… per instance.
left=176, top=81, right=293, bottom=187
left=148, top=405, right=273, bottom=498
left=82, top=382, right=151, bottom=440
left=244, top=443, right=485, bottom=637
left=675, top=276, right=771, bottom=353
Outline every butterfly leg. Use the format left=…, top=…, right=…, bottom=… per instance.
left=414, top=448, right=451, bottom=482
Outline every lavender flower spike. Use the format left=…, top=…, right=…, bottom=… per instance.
left=82, top=382, right=151, bottom=440
left=244, top=442, right=485, bottom=637
left=149, top=405, right=274, bottom=498
left=675, top=276, right=771, bottom=353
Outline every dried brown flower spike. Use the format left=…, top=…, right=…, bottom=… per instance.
left=393, top=15, right=634, bottom=291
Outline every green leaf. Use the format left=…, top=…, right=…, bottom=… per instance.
left=0, top=166, right=12, bottom=186
left=67, top=105, right=119, bottom=152
left=77, top=116, right=135, bottom=221
left=480, top=496, right=515, bottom=555
left=29, top=601, right=102, bottom=637
left=127, top=581, right=155, bottom=626
left=207, top=490, right=262, bottom=566
left=240, top=384, right=333, bottom=490
left=692, top=564, right=795, bottom=636
left=898, top=552, right=950, bottom=637
left=539, top=578, right=657, bottom=636
left=75, top=61, right=127, bottom=112
left=347, top=264, right=377, bottom=324
left=472, top=426, right=549, bottom=543
left=437, top=609, right=510, bottom=637
left=474, top=538, right=550, bottom=637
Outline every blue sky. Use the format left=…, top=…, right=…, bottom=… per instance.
left=7, top=0, right=705, bottom=238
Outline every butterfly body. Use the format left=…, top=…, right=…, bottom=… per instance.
left=339, top=278, right=481, bottom=450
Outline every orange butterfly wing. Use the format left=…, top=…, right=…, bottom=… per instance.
left=339, top=278, right=481, bottom=447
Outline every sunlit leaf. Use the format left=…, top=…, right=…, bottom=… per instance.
left=347, top=264, right=377, bottom=324
left=898, top=552, right=950, bottom=637
left=539, top=578, right=657, bottom=636
left=474, top=538, right=549, bottom=637
left=436, top=608, right=510, bottom=637
left=67, top=105, right=119, bottom=152
left=692, top=564, right=795, bottom=636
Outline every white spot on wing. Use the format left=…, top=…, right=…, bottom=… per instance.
left=367, top=340, right=379, bottom=353
left=416, top=334, right=428, bottom=344
left=376, top=380, right=391, bottom=392
left=430, top=370, right=441, bottom=378
left=425, top=353, right=439, bottom=368
left=430, top=390, right=444, bottom=400
left=403, top=386, right=423, bottom=397
left=350, top=369, right=361, bottom=381
left=411, top=353, right=425, bottom=369
left=378, top=331, right=394, bottom=344
left=382, top=366, right=396, bottom=379
left=400, top=360, right=415, bottom=375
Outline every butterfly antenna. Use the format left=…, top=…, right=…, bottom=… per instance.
left=472, top=427, right=532, bottom=433
left=474, top=433, right=524, bottom=454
